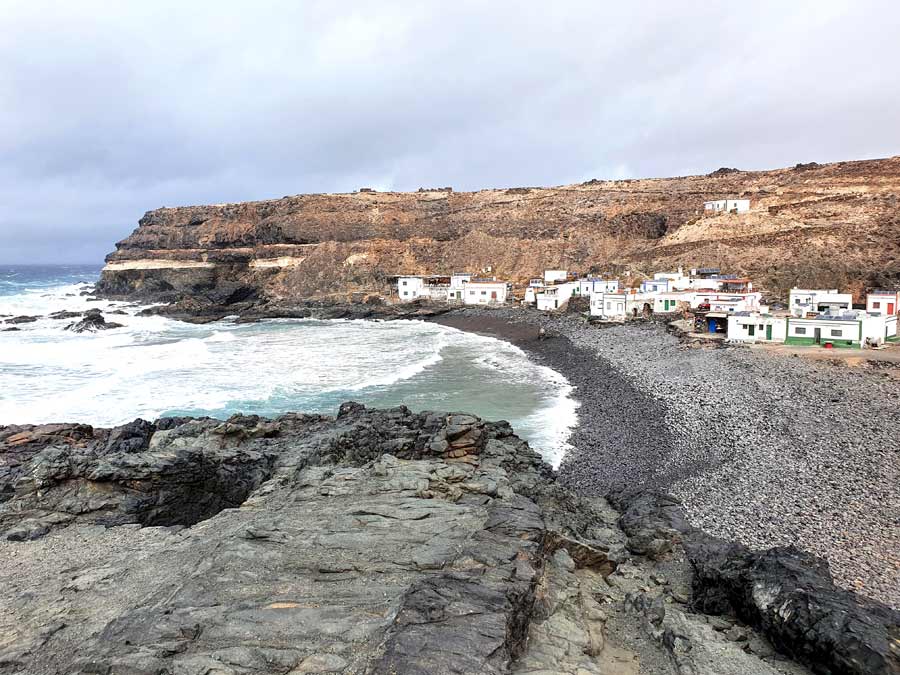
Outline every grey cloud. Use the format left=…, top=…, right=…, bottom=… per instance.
left=0, top=0, right=898, bottom=263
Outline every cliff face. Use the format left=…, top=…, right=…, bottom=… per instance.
left=98, top=157, right=900, bottom=304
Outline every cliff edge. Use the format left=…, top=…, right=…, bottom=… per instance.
left=97, top=157, right=900, bottom=308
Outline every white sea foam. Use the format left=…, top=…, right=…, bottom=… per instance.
left=1, top=281, right=578, bottom=466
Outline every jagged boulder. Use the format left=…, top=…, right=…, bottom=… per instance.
left=64, top=309, right=124, bottom=332
left=687, top=537, right=900, bottom=675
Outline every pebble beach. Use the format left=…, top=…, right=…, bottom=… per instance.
left=433, top=307, right=900, bottom=608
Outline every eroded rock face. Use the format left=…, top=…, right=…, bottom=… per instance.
left=0, top=405, right=624, bottom=674
left=96, top=157, right=900, bottom=306
left=0, top=408, right=893, bottom=675
left=687, top=538, right=900, bottom=675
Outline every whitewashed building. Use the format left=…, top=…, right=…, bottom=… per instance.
left=544, top=270, right=568, bottom=284
left=653, top=291, right=693, bottom=313
left=640, top=278, right=669, bottom=293
left=578, top=278, right=619, bottom=295
left=463, top=280, right=508, bottom=305
left=537, top=281, right=580, bottom=311
left=703, top=199, right=750, bottom=214
left=866, top=290, right=900, bottom=316
left=590, top=292, right=627, bottom=319
left=695, top=292, right=762, bottom=313
left=447, top=272, right=472, bottom=302
left=396, top=276, right=428, bottom=301
left=789, top=288, right=853, bottom=317
left=536, top=287, right=564, bottom=311
left=727, top=313, right=787, bottom=343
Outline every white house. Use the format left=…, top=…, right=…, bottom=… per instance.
left=694, top=292, right=762, bottom=313
left=537, top=281, right=580, bottom=311
left=704, top=199, right=750, bottom=214
left=536, top=287, right=564, bottom=311
left=640, top=278, right=669, bottom=293
left=789, top=288, right=853, bottom=317
left=447, top=272, right=472, bottom=302
left=866, top=290, right=899, bottom=316
left=463, top=280, right=508, bottom=305
left=727, top=313, right=787, bottom=343
left=579, top=278, right=620, bottom=295
left=397, top=276, right=428, bottom=301
left=590, top=291, right=627, bottom=319
left=653, top=291, right=693, bottom=313
left=544, top=270, right=568, bottom=284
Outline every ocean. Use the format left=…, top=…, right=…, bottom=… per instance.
left=0, top=265, right=578, bottom=467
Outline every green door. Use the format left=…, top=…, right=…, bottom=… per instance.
left=748, top=325, right=755, bottom=336
left=765, top=325, right=772, bottom=340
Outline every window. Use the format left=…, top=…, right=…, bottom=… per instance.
left=402, top=280, right=407, bottom=286
left=795, top=327, right=807, bottom=335
left=481, top=290, right=487, bottom=296
left=873, top=302, right=881, bottom=309
left=469, top=290, right=475, bottom=296
left=758, top=324, right=764, bottom=330
left=831, top=329, right=843, bottom=337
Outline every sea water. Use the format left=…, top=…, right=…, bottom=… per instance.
left=0, top=265, right=578, bottom=467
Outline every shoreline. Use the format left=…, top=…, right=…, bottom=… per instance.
left=429, top=309, right=681, bottom=492
left=431, top=306, right=900, bottom=610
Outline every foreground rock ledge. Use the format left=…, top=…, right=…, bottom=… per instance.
left=0, top=405, right=897, bottom=675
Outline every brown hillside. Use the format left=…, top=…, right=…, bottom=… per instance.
left=100, top=156, right=900, bottom=302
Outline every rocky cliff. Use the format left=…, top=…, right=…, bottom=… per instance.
left=2, top=405, right=897, bottom=674
left=97, top=157, right=900, bottom=308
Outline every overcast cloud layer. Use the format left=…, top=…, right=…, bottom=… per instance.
left=1, top=1, right=899, bottom=263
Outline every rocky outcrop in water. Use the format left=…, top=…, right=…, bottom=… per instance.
left=63, top=309, right=124, bottom=332
left=1, top=405, right=895, bottom=674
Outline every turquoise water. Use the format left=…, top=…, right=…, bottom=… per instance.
left=0, top=266, right=577, bottom=466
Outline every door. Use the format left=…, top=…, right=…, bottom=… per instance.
left=765, top=325, right=772, bottom=341
left=814, top=327, right=821, bottom=344
left=889, top=303, right=895, bottom=315
left=748, top=325, right=755, bottom=337
left=491, top=291, right=497, bottom=300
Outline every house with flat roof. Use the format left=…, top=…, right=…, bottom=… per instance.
left=578, top=278, right=619, bottom=295
left=703, top=199, right=750, bottom=213
left=396, top=276, right=450, bottom=302
left=463, top=279, right=508, bottom=305
left=866, top=290, right=899, bottom=316
left=543, top=270, right=568, bottom=284
left=536, top=281, right=579, bottom=311
left=788, top=288, right=853, bottom=317
left=727, top=313, right=787, bottom=343
left=589, top=291, right=627, bottom=319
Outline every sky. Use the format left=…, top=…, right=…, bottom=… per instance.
left=1, top=1, right=899, bottom=264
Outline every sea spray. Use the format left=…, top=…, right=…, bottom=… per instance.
left=0, top=266, right=578, bottom=467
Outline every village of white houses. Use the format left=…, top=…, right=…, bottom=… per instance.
left=394, top=201, right=899, bottom=351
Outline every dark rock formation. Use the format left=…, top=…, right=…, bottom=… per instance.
left=64, top=309, right=124, bottom=332
left=0, top=407, right=893, bottom=674
left=48, top=310, right=82, bottom=320
left=688, top=537, right=900, bottom=675
left=4, top=315, right=38, bottom=324
left=608, top=490, right=900, bottom=675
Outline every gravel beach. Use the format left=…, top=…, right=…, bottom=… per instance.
left=432, top=307, right=900, bottom=608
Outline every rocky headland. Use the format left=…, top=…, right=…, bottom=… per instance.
left=2, top=404, right=897, bottom=674
left=95, top=157, right=900, bottom=314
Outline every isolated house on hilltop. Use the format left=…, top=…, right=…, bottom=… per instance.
left=703, top=199, right=750, bottom=213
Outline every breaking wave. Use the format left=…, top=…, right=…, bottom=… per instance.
left=0, top=268, right=578, bottom=466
